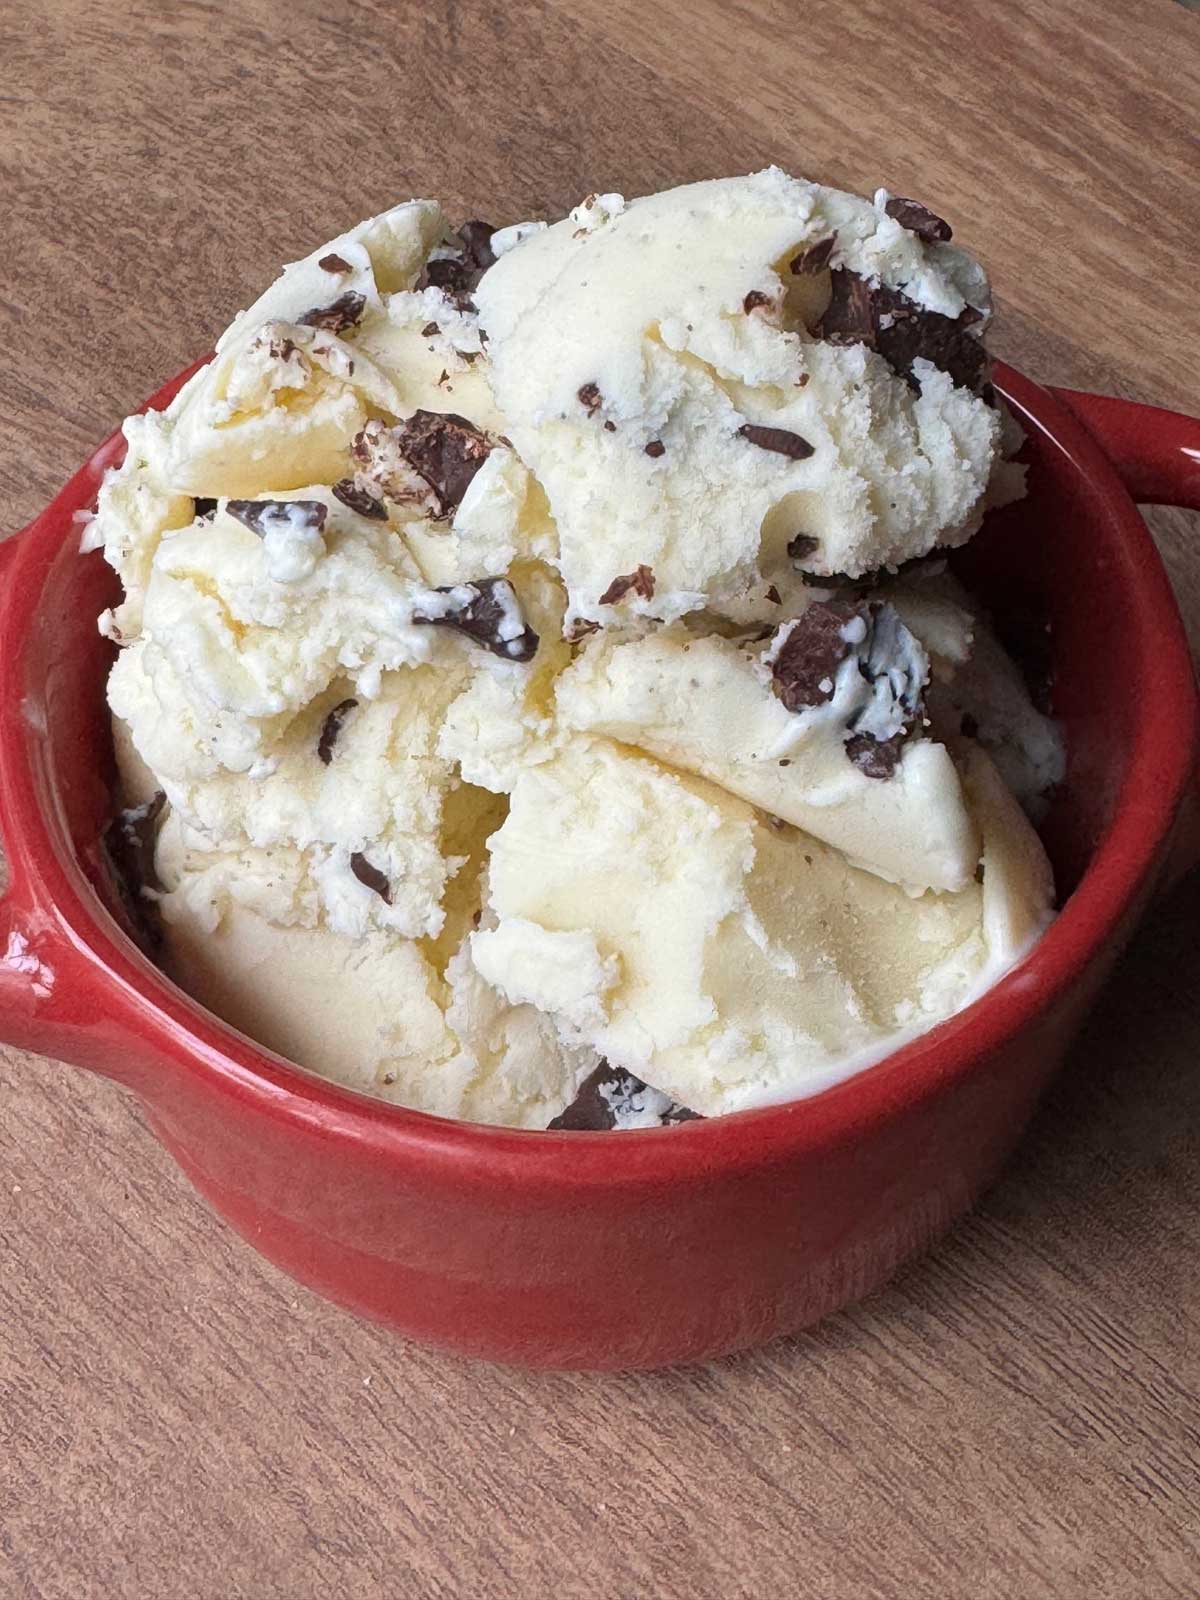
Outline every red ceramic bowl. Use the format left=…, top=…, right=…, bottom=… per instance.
left=1, top=363, right=1198, bottom=1369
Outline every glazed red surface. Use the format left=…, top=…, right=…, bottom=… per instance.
left=0, top=365, right=1197, bottom=1368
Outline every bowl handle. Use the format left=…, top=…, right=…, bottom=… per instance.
left=1051, top=389, right=1200, bottom=887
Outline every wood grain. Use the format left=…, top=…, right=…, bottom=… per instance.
left=1, top=1, right=1199, bottom=1594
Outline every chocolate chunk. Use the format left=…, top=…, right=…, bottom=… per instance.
left=226, top=499, right=328, bottom=538
left=102, top=791, right=167, bottom=953
left=845, top=731, right=905, bottom=779
left=564, top=616, right=601, bottom=642
left=192, top=497, right=217, bottom=520
left=884, top=196, right=953, bottom=244
left=414, top=220, right=497, bottom=303
left=331, top=478, right=388, bottom=520
left=815, top=269, right=989, bottom=396
left=421, top=320, right=441, bottom=338
left=548, top=1062, right=701, bottom=1130
left=786, top=534, right=819, bottom=561
left=577, top=381, right=602, bottom=416
left=603, top=419, right=617, bottom=433
left=738, top=422, right=815, bottom=460
left=599, top=565, right=655, bottom=606
left=644, top=439, right=666, bottom=458
left=396, top=409, right=492, bottom=517
left=765, top=584, right=782, bottom=604
left=790, top=235, right=836, bottom=275
left=413, top=576, right=539, bottom=662
left=771, top=600, right=863, bottom=713
left=318, top=252, right=353, bottom=273
left=456, top=219, right=497, bottom=273
left=297, top=290, right=366, bottom=334
left=350, top=851, right=391, bottom=904
left=317, top=698, right=358, bottom=766
left=743, top=289, right=773, bottom=313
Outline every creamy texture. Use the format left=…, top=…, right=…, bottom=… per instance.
left=90, top=174, right=1059, bottom=1129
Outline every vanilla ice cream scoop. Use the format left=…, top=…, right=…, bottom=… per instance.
left=90, top=173, right=1058, bottom=1129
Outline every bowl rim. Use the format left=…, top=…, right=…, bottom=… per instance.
left=2, top=359, right=1196, bottom=1191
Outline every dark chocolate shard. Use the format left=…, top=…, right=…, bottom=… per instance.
left=789, top=235, right=836, bottom=275
left=786, top=534, right=819, bottom=561
left=771, top=600, right=864, bottom=713
left=226, top=499, right=328, bottom=538
left=414, top=220, right=497, bottom=302
left=644, top=439, right=666, bottom=458
left=297, top=290, right=366, bottom=334
left=815, top=269, right=989, bottom=396
left=845, top=730, right=905, bottom=779
left=743, top=289, right=773, bottom=313
left=884, top=196, right=953, bottom=244
left=420, top=320, right=441, bottom=338
left=350, top=851, right=391, bottom=904
left=564, top=616, right=601, bottom=643
left=577, top=381, right=603, bottom=416
left=599, top=564, right=655, bottom=606
left=413, top=576, right=539, bottom=662
left=331, top=477, right=388, bottom=520
left=765, top=584, right=782, bottom=604
left=396, top=409, right=492, bottom=517
left=456, top=219, right=497, bottom=274
left=318, top=252, right=353, bottom=274
left=317, top=698, right=358, bottom=766
left=770, top=600, right=926, bottom=779
left=193, top=496, right=218, bottom=520
left=548, top=1062, right=702, bottom=1130
left=102, top=791, right=167, bottom=953
left=738, top=422, right=815, bottom=460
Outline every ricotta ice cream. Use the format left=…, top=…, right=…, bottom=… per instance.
left=86, top=170, right=1062, bottom=1129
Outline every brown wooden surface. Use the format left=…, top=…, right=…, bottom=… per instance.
left=2, top=2, right=1199, bottom=1595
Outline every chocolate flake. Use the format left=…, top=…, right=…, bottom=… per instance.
left=350, top=851, right=391, bottom=904
left=331, top=478, right=388, bottom=520
left=565, top=616, right=601, bottom=643
left=845, top=731, right=905, bottom=779
left=317, top=698, right=358, bottom=765
left=226, top=499, right=328, bottom=538
left=421, top=320, right=441, bottom=338
left=577, top=381, right=603, bottom=416
left=644, top=439, right=666, bottom=458
left=786, top=534, right=819, bottom=561
left=743, top=289, right=773, bottom=313
left=414, top=220, right=497, bottom=303
left=297, top=290, right=366, bottom=335
left=413, top=576, right=539, bottom=662
left=790, top=235, right=836, bottom=275
left=815, top=269, right=989, bottom=396
left=395, top=409, right=492, bottom=517
left=193, top=496, right=218, bottom=520
left=738, top=422, right=815, bottom=460
left=548, top=1062, right=701, bottom=1131
left=599, top=564, right=655, bottom=606
left=765, top=584, right=782, bottom=604
left=884, top=196, right=953, bottom=244
left=603, top=419, right=617, bottom=433
left=318, top=252, right=353, bottom=274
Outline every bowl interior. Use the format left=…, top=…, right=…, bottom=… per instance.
left=8, top=365, right=1191, bottom=1132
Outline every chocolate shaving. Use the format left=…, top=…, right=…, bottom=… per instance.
left=790, top=235, right=836, bottom=275
left=413, top=576, right=539, bottom=662
left=884, top=196, right=953, bottom=244
left=599, top=565, right=655, bottom=606
left=226, top=499, right=328, bottom=538
left=743, top=289, right=773, bottom=313
left=786, top=534, right=819, bottom=561
left=317, top=698, right=358, bottom=765
left=548, top=1062, right=701, bottom=1131
left=102, top=791, right=167, bottom=953
left=331, top=478, right=388, bottom=520
left=644, top=440, right=666, bottom=458
left=297, top=290, right=366, bottom=335
left=815, top=268, right=989, bottom=396
left=738, top=422, right=815, bottom=460
left=564, top=617, right=601, bottom=642
left=318, top=252, right=353, bottom=274
left=350, top=851, right=391, bottom=904
left=577, top=381, right=602, bottom=416
left=395, top=409, right=492, bottom=518
left=845, top=731, right=905, bottom=779
left=421, top=320, right=441, bottom=338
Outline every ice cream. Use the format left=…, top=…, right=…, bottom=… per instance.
left=87, top=171, right=1062, bottom=1129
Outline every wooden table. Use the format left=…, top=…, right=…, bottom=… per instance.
left=2, top=2, right=1199, bottom=1594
